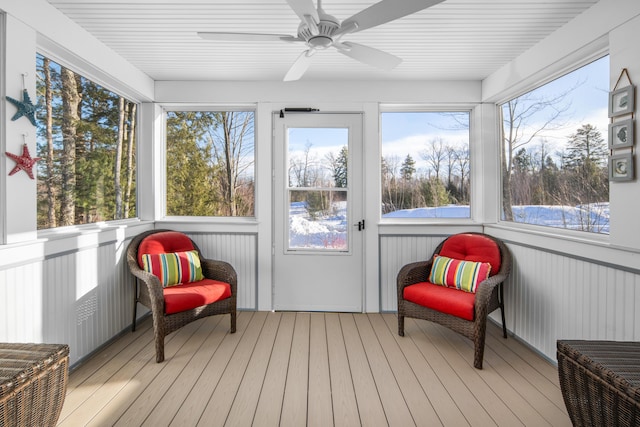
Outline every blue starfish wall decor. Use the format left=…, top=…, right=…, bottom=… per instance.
left=6, top=89, right=38, bottom=126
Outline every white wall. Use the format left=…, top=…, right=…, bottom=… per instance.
left=608, top=13, right=640, bottom=249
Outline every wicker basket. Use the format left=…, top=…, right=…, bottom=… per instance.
left=0, top=343, right=69, bottom=427
left=557, top=340, right=640, bottom=427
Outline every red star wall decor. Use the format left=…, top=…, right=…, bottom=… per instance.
left=5, top=144, right=41, bottom=179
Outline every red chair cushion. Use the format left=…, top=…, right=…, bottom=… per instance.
left=138, top=231, right=196, bottom=267
left=439, top=233, right=501, bottom=275
left=163, top=279, right=232, bottom=314
left=403, top=282, right=476, bottom=321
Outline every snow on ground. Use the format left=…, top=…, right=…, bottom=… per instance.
left=289, top=201, right=348, bottom=249
left=383, top=205, right=469, bottom=218
left=288, top=202, right=610, bottom=249
left=384, top=204, right=609, bottom=233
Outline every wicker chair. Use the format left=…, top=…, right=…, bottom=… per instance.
left=397, top=232, right=512, bottom=369
left=127, top=229, right=237, bottom=362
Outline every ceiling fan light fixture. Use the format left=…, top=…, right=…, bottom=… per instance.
left=308, top=35, right=333, bottom=49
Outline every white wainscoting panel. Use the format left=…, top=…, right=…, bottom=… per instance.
left=0, top=261, right=44, bottom=342
left=45, top=241, right=135, bottom=365
left=504, top=243, right=640, bottom=361
left=379, top=235, right=448, bottom=312
left=0, top=239, right=135, bottom=366
left=189, top=233, right=257, bottom=310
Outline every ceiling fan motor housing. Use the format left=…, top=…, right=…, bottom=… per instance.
left=298, top=10, right=340, bottom=49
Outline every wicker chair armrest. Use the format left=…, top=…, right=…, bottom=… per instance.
left=128, top=263, right=165, bottom=308
left=474, top=271, right=507, bottom=311
left=397, top=260, right=432, bottom=292
left=201, top=259, right=238, bottom=294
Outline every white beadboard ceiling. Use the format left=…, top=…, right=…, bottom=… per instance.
left=46, top=0, right=599, bottom=82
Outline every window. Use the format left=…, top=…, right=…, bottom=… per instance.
left=287, top=127, right=349, bottom=251
left=500, top=56, right=609, bottom=234
left=36, top=54, right=137, bottom=229
left=165, top=110, right=255, bottom=217
left=381, top=111, right=470, bottom=218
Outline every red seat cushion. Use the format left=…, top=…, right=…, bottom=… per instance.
left=163, top=279, right=231, bottom=314
left=403, top=282, right=476, bottom=321
left=138, top=231, right=196, bottom=268
left=439, top=233, right=501, bottom=275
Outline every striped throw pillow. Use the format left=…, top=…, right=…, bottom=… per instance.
left=141, top=250, right=204, bottom=287
left=428, top=254, right=491, bottom=293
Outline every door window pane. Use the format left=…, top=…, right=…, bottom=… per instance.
left=288, top=190, right=348, bottom=250
left=287, top=127, right=349, bottom=251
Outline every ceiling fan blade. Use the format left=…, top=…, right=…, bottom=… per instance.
left=336, top=42, right=402, bottom=71
left=284, top=49, right=315, bottom=82
left=286, top=0, right=319, bottom=24
left=342, top=0, right=444, bottom=33
left=198, top=32, right=299, bottom=42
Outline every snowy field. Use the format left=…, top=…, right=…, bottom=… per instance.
left=289, top=201, right=348, bottom=250
left=384, top=204, right=609, bottom=233
left=289, top=202, right=610, bottom=249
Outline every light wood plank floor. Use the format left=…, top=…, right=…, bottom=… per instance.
left=58, top=312, right=571, bottom=426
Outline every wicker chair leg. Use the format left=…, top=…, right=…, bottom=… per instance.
left=230, top=310, right=237, bottom=334
left=474, top=324, right=488, bottom=369
left=499, top=284, right=507, bottom=339
left=155, top=333, right=165, bottom=363
left=398, top=314, right=405, bottom=336
left=473, top=346, right=484, bottom=369
left=153, top=315, right=166, bottom=363
left=132, top=280, right=138, bottom=332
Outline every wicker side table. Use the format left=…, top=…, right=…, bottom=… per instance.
left=0, top=343, right=70, bottom=427
left=557, top=340, right=640, bottom=427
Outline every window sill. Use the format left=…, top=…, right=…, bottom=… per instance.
left=485, top=222, right=640, bottom=273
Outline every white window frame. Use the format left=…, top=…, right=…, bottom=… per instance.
left=379, top=104, right=477, bottom=225
left=494, top=53, right=611, bottom=243
left=160, top=104, right=258, bottom=223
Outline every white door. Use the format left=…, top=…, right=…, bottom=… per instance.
left=273, top=112, right=364, bottom=312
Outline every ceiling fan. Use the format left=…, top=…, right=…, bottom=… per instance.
left=198, top=0, right=444, bottom=81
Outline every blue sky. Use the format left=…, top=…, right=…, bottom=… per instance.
left=381, top=112, right=470, bottom=174
left=285, top=55, right=610, bottom=176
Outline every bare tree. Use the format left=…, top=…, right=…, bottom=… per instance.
left=421, top=137, right=446, bottom=180
left=289, top=141, right=312, bottom=187
left=452, top=147, right=470, bottom=202
left=208, top=111, right=254, bottom=216
left=381, top=155, right=400, bottom=213
left=501, top=89, right=573, bottom=219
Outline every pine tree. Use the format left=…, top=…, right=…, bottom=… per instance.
left=563, top=124, right=608, bottom=169
left=561, top=124, right=609, bottom=229
left=327, top=146, right=348, bottom=188
left=400, top=154, right=416, bottom=181
left=60, top=67, right=80, bottom=226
